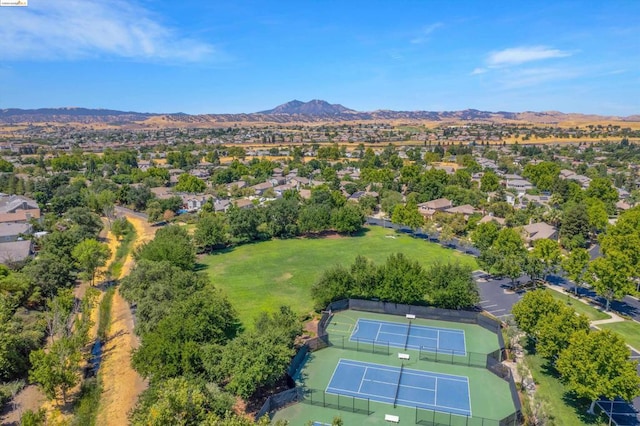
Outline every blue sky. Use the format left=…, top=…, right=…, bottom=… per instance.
left=0, top=0, right=638, bottom=115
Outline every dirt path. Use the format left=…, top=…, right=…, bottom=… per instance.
left=1, top=222, right=118, bottom=425
left=95, top=214, right=157, bottom=426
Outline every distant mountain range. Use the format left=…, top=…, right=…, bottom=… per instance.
left=1, top=101, right=638, bottom=126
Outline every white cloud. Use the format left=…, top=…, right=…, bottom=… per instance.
left=499, top=67, right=580, bottom=89
left=471, top=68, right=487, bottom=75
left=0, top=0, right=219, bottom=62
left=410, top=22, right=443, bottom=44
left=486, top=46, right=571, bottom=67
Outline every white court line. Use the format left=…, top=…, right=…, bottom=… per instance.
left=434, top=377, right=438, bottom=406
left=357, top=367, right=368, bottom=393
left=362, top=378, right=435, bottom=393
left=327, top=362, right=471, bottom=416
left=339, top=359, right=470, bottom=381
left=374, top=322, right=382, bottom=341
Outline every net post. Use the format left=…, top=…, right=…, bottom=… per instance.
left=357, top=338, right=359, bottom=352
left=352, top=395, right=355, bottom=412
left=323, top=390, right=325, bottom=407
left=387, top=341, right=390, bottom=355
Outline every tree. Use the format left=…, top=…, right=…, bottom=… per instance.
left=531, top=239, right=561, bottom=280
left=310, top=265, right=354, bottom=310
left=561, top=204, right=590, bottom=248
left=194, top=213, right=228, bottom=252
left=298, top=204, right=332, bottom=233
left=428, top=263, right=479, bottom=309
left=146, top=200, right=164, bottom=223
left=265, top=198, right=299, bottom=238
left=471, top=221, right=500, bottom=252
left=557, top=330, right=640, bottom=414
left=512, top=290, right=563, bottom=336
left=536, top=306, right=589, bottom=360
left=110, top=217, right=134, bottom=241
left=175, top=173, right=207, bottom=194
left=29, top=336, right=80, bottom=404
left=332, top=203, right=365, bottom=235
left=378, top=253, right=428, bottom=304
left=486, top=228, right=527, bottom=279
left=135, top=226, right=196, bottom=271
left=562, top=248, right=590, bottom=295
left=587, top=254, right=632, bottom=311
left=522, top=253, right=545, bottom=282
left=72, top=239, right=111, bottom=286
left=227, top=205, right=264, bottom=242
left=585, top=177, right=618, bottom=214
left=132, top=288, right=239, bottom=379
left=391, top=200, right=424, bottom=231
left=129, top=377, right=235, bottom=426
left=213, top=309, right=299, bottom=399
left=585, top=197, right=609, bottom=235
left=120, top=260, right=206, bottom=335
left=480, top=171, right=500, bottom=192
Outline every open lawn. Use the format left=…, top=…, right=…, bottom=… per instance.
left=201, top=226, right=477, bottom=327
left=599, top=321, right=640, bottom=351
left=546, top=288, right=611, bottom=321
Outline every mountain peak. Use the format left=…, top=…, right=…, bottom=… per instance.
left=258, top=99, right=356, bottom=115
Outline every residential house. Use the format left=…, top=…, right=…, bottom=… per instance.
left=274, top=184, right=294, bottom=197
left=251, top=182, right=274, bottom=196
left=0, top=222, right=32, bottom=243
left=523, top=222, right=558, bottom=244
left=418, top=198, right=453, bottom=219
left=479, top=215, right=505, bottom=226
left=150, top=187, right=175, bottom=200
left=232, top=198, right=254, bottom=209
left=0, top=195, right=41, bottom=224
left=505, top=178, right=533, bottom=195
left=444, top=204, right=476, bottom=219
left=0, top=240, right=33, bottom=266
left=214, top=199, right=231, bottom=212
left=181, top=195, right=211, bottom=211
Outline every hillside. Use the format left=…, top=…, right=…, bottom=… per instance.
left=1, top=102, right=638, bottom=127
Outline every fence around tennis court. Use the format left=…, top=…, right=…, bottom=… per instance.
left=256, top=298, right=522, bottom=425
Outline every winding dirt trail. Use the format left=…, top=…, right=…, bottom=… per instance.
left=95, top=213, right=157, bottom=426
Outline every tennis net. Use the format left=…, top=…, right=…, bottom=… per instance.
left=393, top=362, right=404, bottom=408
left=404, top=320, right=412, bottom=350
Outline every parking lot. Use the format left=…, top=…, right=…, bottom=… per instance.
left=473, top=271, right=527, bottom=319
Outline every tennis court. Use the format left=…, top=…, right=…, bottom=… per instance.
left=326, top=359, right=471, bottom=416
left=351, top=318, right=467, bottom=355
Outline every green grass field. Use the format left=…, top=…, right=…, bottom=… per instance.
left=599, top=321, right=640, bottom=351
left=525, top=351, right=607, bottom=426
left=545, top=289, right=611, bottom=321
left=201, top=226, right=477, bottom=326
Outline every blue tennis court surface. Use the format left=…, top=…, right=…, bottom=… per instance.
left=327, top=359, right=471, bottom=416
left=350, top=318, right=467, bottom=355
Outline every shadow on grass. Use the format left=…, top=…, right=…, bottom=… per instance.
left=536, top=356, right=609, bottom=425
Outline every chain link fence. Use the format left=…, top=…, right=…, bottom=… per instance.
left=256, top=298, right=521, bottom=424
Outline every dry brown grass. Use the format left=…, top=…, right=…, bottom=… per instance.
left=95, top=214, right=156, bottom=426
